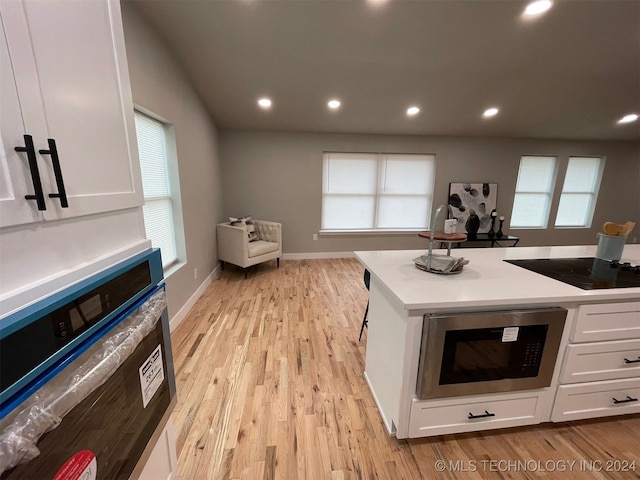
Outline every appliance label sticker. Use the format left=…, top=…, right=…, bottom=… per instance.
left=502, top=326, right=519, bottom=342
left=53, top=450, right=97, bottom=480
left=139, top=344, right=164, bottom=408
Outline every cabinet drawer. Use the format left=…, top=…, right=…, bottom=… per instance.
left=572, top=302, right=640, bottom=343
left=561, top=339, right=640, bottom=384
left=552, top=378, right=640, bottom=422
left=409, top=393, right=543, bottom=438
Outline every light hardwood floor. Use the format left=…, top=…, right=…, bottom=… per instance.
left=170, top=258, right=640, bottom=480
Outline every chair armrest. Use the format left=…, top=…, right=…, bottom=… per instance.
left=217, top=223, right=250, bottom=267
left=254, top=220, right=282, bottom=244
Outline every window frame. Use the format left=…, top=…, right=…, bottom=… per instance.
left=320, top=151, right=436, bottom=233
left=134, top=108, right=185, bottom=272
left=554, top=156, right=605, bottom=228
left=510, top=155, right=559, bottom=229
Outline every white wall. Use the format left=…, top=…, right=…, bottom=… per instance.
left=121, top=3, right=225, bottom=323
left=220, top=130, right=640, bottom=253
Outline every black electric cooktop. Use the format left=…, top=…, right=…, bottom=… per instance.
left=505, top=257, right=640, bottom=290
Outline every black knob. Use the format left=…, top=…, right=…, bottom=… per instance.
left=610, top=260, right=620, bottom=268
left=621, top=262, right=631, bottom=271
left=634, top=266, right=640, bottom=274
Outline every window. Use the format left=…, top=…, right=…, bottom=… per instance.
left=510, top=156, right=557, bottom=228
left=134, top=110, right=181, bottom=269
left=554, top=157, right=604, bottom=227
left=321, top=152, right=435, bottom=231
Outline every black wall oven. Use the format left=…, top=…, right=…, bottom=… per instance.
left=0, top=249, right=175, bottom=479
left=417, top=308, right=566, bottom=399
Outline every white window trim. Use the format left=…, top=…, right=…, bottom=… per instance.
left=318, top=229, right=425, bottom=235
left=321, top=151, right=436, bottom=233
left=134, top=107, right=185, bottom=272
left=554, top=156, right=605, bottom=229
left=510, top=155, right=558, bottom=229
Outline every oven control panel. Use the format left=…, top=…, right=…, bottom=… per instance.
left=51, top=262, right=150, bottom=338
left=0, top=257, right=155, bottom=402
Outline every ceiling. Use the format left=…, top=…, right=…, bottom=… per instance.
left=129, top=0, right=640, bottom=141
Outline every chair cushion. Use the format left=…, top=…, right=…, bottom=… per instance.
left=229, top=216, right=259, bottom=241
left=248, top=240, right=279, bottom=258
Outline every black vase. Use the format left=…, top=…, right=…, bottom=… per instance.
left=465, top=213, right=480, bottom=239
left=488, top=217, right=496, bottom=238
left=497, top=219, right=504, bottom=239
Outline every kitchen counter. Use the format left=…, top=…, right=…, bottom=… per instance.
left=354, top=244, right=640, bottom=439
left=356, top=244, right=640, bottom=312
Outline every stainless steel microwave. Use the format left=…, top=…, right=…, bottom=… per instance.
left=417, top=308, right=566, bottom=399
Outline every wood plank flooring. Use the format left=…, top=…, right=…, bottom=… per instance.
left=170, top=258, right=640, bottom=479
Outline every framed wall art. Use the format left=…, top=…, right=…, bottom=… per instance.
left=448, top=182, right=497, bottom=235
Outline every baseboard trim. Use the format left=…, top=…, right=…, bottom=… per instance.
left=281, top=251, right=356, bottom=260
left=169, top=263, right=220, bottom=332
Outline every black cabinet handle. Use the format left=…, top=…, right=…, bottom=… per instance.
left=468, top=410, right=495, bottom=420
left=14, top=134, right=46, bottom=210
left=612, top=396, right=638, bottom=404
left=624, top=357, right=640, bottom=364
left=39, top=138, right=68, bottom=208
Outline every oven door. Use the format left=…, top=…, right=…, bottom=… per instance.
left=417, top=308, right=566, bottom=399
left=0, top=286, right=175, bottom=479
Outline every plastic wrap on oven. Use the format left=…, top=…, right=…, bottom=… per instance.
left=0, top=288, right=167, bottom=474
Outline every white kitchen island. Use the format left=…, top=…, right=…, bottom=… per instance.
left=355, top=245, right=640, bottom=439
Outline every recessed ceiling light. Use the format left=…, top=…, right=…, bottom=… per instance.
left=328, top=99, right=341, bottom=110
left=618, top=113, right=639, bottom=124
left=407, top=106, right=420, bottom=116
left=524, top=0, right=553, bottom=17
left=483, top=107, right=499, bottom=118
left=257, top=98, right=272, bottom=109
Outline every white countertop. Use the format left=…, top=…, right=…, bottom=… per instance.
left=355, top=245, right=640, bottom=311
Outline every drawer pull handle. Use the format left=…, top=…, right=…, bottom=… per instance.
left=612, top=396, right=638, bottom=405
left=624, top=357, right=640, bottom=364
left=468, top=410, right=495, bottom=420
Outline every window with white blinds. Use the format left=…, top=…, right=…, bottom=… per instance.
left=510, top=156, right=557, bottom=228
left=134, top=111, right=178, bottom=268
left=554, top=156, right=604, bottom=227
left=321, top=152, right=435, bottom=231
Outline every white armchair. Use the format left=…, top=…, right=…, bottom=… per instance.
left=216, top=219, right=282, bottom=278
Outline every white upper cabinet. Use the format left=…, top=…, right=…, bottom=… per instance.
left=0, top=0, right=143, bottom=228
left=1, top=23, right=44, bottom=226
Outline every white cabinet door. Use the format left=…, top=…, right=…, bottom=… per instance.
left=552, top=378, right=640, bottom=422
left=409, top=391, right=547, bottom=438
left=137, top=419, right=178, bottom=480
left=561, top=339, right=640, bottom=384
left=571, top=302, right=640, bottom=342
left=0, top=15, right=45, bottom=226
left=0, top=0, right=143, bottom=227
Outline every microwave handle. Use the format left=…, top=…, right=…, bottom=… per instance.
left=468, top=410, right=496, bottom=420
